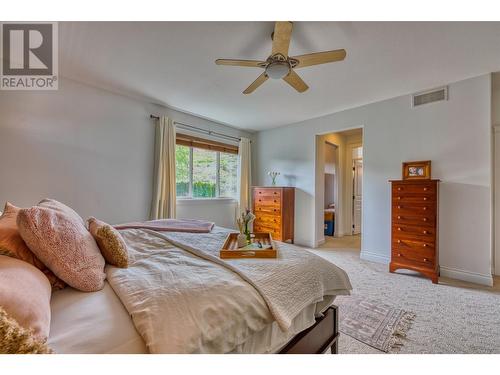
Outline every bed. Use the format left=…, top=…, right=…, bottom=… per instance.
left=47, top=226, right=351, bottom=354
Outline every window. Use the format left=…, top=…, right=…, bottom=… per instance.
left=175, top=144, right=238, bottom=199
left=175, top=145, right=190, bottom=197
left=192, top=148, right=217, bottom=198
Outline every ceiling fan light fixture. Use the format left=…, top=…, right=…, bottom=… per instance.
left=216, top=21, right=346, bottom=94
left=265, top=61, right=290, bottom=79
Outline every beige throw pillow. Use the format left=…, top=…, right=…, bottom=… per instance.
left=88, top=217, right=129, bottom=268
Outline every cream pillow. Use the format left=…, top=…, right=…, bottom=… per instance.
left=88, top=217, right=129, bottom=268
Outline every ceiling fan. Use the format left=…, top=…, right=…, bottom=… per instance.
left=215, top=21, right=346, bottom=94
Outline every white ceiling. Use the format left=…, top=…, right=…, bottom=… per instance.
left=60, top=22, right=500, bottom=131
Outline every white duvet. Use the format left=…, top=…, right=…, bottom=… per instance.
left=106, top=228, right=351, bottom=353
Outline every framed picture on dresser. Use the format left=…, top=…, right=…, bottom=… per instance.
left=402, top=160, right=431, bottom=180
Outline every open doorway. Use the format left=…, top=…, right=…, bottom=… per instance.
left=315, top=128, right=363, bottom=251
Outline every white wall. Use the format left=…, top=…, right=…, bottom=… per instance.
left=492, top=72, right=500, bottom=276
left=0, top=77, right=253, bottom=228
left=177, top=198, right=238, bottom=229
left=254, top=74, right=493, bottom=285
left=324, top=143, right=336, bottom=174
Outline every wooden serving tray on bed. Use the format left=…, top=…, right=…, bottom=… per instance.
left=220, top=232, right=277, bottom=259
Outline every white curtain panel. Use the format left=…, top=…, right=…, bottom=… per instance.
left=150, top=116, right=176, bottom=219
left=237, top=137, right=252, bottom=214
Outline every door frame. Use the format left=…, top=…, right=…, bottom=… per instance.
left=346, top=141, right=363, bottom=236
left=352, top=158, right=363, bottom=235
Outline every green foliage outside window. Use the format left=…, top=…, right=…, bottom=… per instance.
left=175, top=144, right=238, bottom=199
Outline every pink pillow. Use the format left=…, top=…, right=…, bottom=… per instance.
left=38, top=198, right=85, bottom=225
left=0, top=202, right=65, bottom=290
left=17, top=204, right=106, bottom=292
left=0, top=255, right=52, bottom=339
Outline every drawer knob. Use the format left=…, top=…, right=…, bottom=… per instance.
left=397, top=240, right=401, bottom=243
left=423, top=197, right=428, bottom=201
left=423, top=244, right=428, bottom=247
left=424, top=258, right=429, bottom=262
left=259, top=199, right=262, bottom=202
left=397, top=205, right=401, bottom=209
left=397, top=227, right=401, bottom=231
left=423, top=207, right=427, bottom=211
left=398, top=253, right=402, bottom=257
left=423, top=230, right=428, bottom=234
left=259, top=191, right=262, bottom=194
left=423, top=187, right=428, bottom=191
left=274, top=192, right=277, bottom=195
left=397, top=216, right=401, bottom=219
left=423, top=218, right=427, bottom=222
left=397, top=187, right=401, bottom=191
left=274, top=200, right=277, bottom=203
left=397, top=197, right=401, bottom=200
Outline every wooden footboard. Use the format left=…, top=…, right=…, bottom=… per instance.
left=278, top=305, right=339, bottom=354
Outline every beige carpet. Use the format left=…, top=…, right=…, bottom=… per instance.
left=311, top=236, right=500, bottom=354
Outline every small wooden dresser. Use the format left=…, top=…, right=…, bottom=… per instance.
left=252, top=187, right=295, bottom=243
left=389, top=179, right=440, bottom=283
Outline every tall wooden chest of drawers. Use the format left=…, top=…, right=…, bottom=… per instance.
left=252, top=187, right=295, bottom=243
left=389, top=179, right=440, bottom=283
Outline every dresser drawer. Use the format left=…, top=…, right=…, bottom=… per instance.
left=255, top=214, right=281, bottom=226
left=255, top=206, right=281, bottom=215
left=392, top=203, right=436, bottom=216
left=392, top=224, right=435, bottom=240
left=392, top=247, right=435, bottom=268
left=392, top=213, right=435, bottom=227
left=393, top=194, right=436, bottom=204
left=393, top=237, right=435, bottom=255
left=392, top=184, right=436, bottom=195
left=254, top=196, right=281, bottom=207
left=254, top=188, right=281, bottom=198
left=254, top=224, right=281, bottom=239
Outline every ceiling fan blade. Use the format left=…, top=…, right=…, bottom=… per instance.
left=215, top=59, right=265, bottom=68
left=271, top=21, right=293, bottom=57
left=283, top=70, right=309, bottom=93
left=292, top=49, right=346, bottom=68
left=243, top=72, right=269, bottom=94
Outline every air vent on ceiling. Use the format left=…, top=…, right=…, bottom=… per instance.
left=412, top=86, right=448, bottom=107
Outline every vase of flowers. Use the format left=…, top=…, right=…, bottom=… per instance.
left=236, top=209, right=256, bottom=246
left=268, top=171, right=280, bottom=186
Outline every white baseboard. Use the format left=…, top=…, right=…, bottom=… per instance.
left=360, top=250, right=390, bottom=264
left=315, top=239, right=326, bottom=247
left=440, top=266, right=493, bottom=287
left=294, top=237, right=316, bottom=248
left=359, top=252, right=493, bottom=286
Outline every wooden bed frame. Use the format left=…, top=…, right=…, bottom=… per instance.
left=279, top=305, right=339, bottom=354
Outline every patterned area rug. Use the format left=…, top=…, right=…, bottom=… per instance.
left=336, top=295, right=416, bottom=353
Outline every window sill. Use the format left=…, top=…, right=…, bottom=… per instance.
left=176, top=197, right=238, bottom=205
